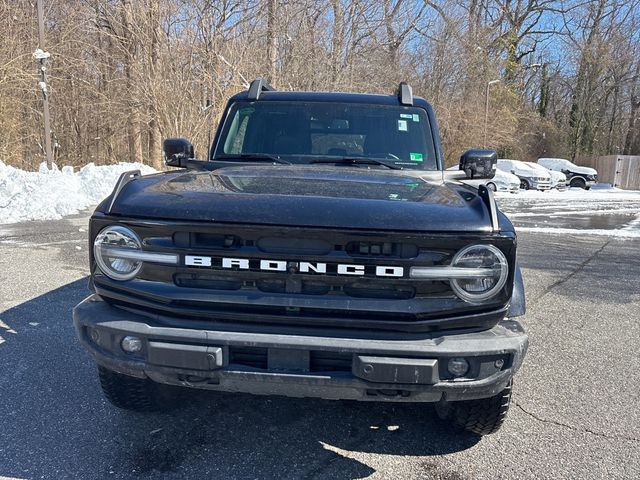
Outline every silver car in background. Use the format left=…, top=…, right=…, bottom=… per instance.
left=525, top=162, right=566, bottom=190
left=497, top=159, right=552, bottom=191
left=446, top=166, right=520, bottom=193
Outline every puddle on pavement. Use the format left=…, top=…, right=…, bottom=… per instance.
left=511, top=213, right=638, bottom=230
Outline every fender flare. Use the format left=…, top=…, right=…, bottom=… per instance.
left=568, top=174, right=587, bottom=185
left=507, top=262, right=526, bottom=318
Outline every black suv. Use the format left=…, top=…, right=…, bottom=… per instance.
left=73, top=79, right=528, bottom=436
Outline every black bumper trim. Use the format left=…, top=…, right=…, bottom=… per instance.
left=73, top=294, right=528, bottom=402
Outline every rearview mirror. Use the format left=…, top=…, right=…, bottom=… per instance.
left=459, top=149, right=497, bottom=179
left=163, top=138, right=194, bottom=168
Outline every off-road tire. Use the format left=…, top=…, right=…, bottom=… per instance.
left=98, top=366, right=178, bottom=412
left=436, top=381, right=512, bottom=436
left=570, top=177, right=586, bottom=189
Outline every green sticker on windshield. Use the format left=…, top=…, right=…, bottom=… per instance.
left=410, top=152, right=423, bottom=162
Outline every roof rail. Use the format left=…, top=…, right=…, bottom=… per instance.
left=397, top=82, right=413, bottom=106
left=247, top=77, right=275, bottom=100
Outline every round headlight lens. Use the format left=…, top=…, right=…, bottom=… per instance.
left=450, top=244, right=508, bottom=303
left=94, top=225, right=142, bottom=281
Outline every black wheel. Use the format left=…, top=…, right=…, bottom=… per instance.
left=98, top=366, right=179, bottom=412
left=486, top=182, right=497, bottom=192
left=520, top=179, right=530, bottom=190
left=570, top=177, right=586, bottom=189
left=435, top=381, right=512, bottom=436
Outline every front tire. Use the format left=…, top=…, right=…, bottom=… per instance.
left=98, top=366, right=178, bottom=412
left=570, top=177, right=586, bottom=189
left=436, top=381, right=512, bottom=436
left=520, top=179, right=530, bottom=190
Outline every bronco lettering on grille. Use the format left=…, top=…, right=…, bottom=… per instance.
left=184, top=255, right=405, bottom=277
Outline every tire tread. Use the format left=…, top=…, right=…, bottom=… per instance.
left=98, top=366, right=174, bottom=412
left=450, top=381, right=512, bottom=435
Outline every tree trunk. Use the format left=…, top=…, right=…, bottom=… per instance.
left=121, top=0, right=143, bottom=163
left=147, top=0, right=162, bottom=170
left=267, top=0, right=278, bottom=86
left=330, top=0, right=344, bottom=87
left=623, top=63, right=640, bottom=155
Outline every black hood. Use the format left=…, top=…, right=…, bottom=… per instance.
left=105, top=166, right=503, bottom=233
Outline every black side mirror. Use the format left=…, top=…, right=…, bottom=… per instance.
left=459, top=149, right=497, bottom=179
left=163, top=138, right=194, bottom=168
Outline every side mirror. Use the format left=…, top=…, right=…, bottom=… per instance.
left=459, top=149, right=497, bottom=179
left=163, top=138, right=194, bottom=168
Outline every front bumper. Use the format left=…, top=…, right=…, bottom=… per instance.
left=531, top=180, right=552, bottom=190
left=73, top=295, right=528, bottom=403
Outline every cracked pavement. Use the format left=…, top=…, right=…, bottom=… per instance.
left=1, top=211, right=639, bottom=479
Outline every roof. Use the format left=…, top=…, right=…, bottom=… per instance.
left=229, top=89, right=432, bottom=110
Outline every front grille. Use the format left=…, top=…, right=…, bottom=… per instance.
left=96, top=220, right=516, bottom=331
left=227, top=346, right=352, bottom=372
left=229, top=346, right=268, bottom=369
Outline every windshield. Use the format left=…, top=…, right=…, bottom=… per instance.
left=213, top=101, right=437, bottom=170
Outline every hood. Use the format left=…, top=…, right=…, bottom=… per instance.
left=571, top=165, right=597, bottom=175
left=105, top=165, right=500, bottom=233
left=494, top=169, right=520, bottom=184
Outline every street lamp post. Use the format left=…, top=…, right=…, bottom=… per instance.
left=484, top=79, right=501, bottom=148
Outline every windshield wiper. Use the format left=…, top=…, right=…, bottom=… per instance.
left=310, top=157, right=402, bottom=170
left=216, top=153, right=291, bottom=165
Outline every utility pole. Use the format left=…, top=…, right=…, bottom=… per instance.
left=35, top=0, right=54, bottom=170
left=484, top=79, right=501, bottom=148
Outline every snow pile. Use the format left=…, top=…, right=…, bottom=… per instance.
left=0, top=161, right=157, bottom=224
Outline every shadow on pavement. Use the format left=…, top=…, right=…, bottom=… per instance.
left=0, top=279, right=478, bottom=480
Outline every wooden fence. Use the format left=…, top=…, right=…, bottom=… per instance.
left=577, top=155, right=640, bottom=190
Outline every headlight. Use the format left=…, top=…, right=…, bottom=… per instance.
left=93, top=225, right=178, bottom=281
left=409, top=244, right=509, bottom=303
left=449, top=244, right=508, bottom=303
left=94, top=225, right=143, bottom=280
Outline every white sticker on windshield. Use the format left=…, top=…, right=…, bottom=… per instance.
left=398, top=120, right=408, bottom=132
left=412, top=114, right=419, bottom=122
left=400, top=113, right=413, bottom=119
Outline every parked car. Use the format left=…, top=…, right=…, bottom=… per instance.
left=548, top=170, right=567, bottom=190
left=497, top=159, right=551, bottom=190
left=524, top=162, right=566, bottom=190
left=447, top=165, right=520, bottom=193
left=537, top=158, right=597, bottom=189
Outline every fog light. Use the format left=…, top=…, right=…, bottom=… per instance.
left=121, top=335, right=142, bottom=353
left=495, top=358, right=505, bottom=369
left=447, top=357, right=469, bottom=377
left=88, top=327, right=100, bottom=344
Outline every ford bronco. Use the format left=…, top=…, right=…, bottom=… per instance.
left=73, top=79, right=528, bottom=435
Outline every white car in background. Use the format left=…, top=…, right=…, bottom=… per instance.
left=446, top=166, right=520, bottom=193
left=497, top=159, right=552, bottom=190
left=548, top=170, right=567, bottom=190
left=524, top=162, right=566, bottom=190
left=537, top=158, right=597, bottom=189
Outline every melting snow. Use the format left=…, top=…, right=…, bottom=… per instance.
left=497, top=185, right=640, bottom=239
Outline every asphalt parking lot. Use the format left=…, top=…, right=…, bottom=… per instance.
left=1, top=199, right=639, bottom=480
